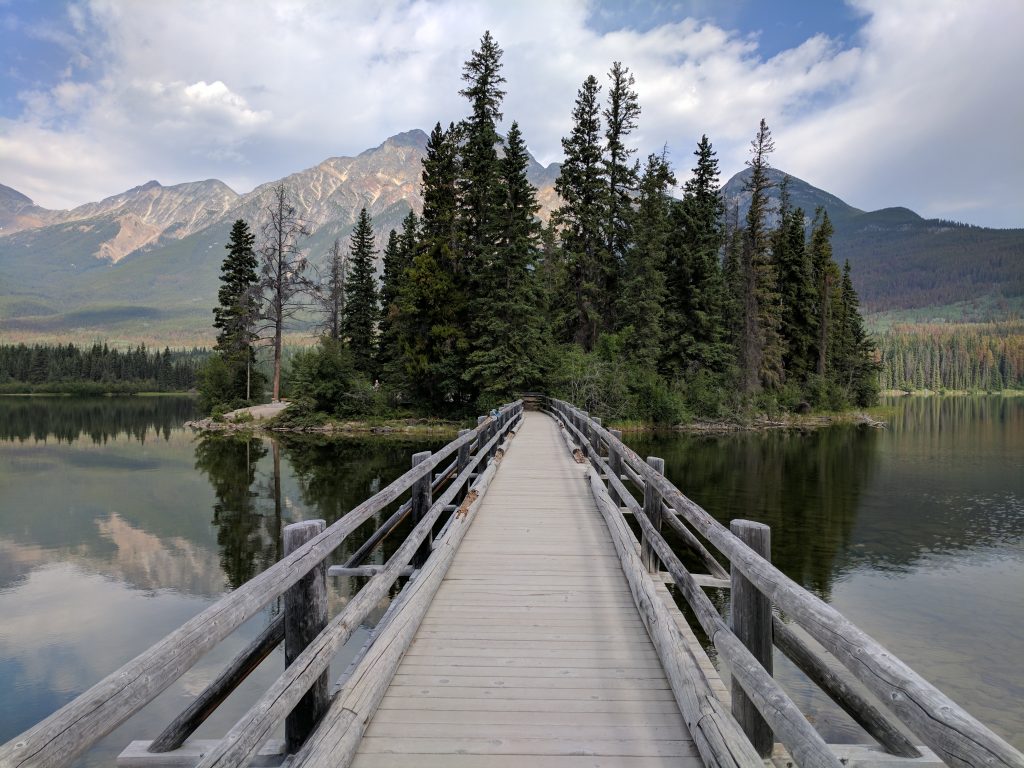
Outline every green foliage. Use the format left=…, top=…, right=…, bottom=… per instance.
left=198, top=354, right=247, bottom=413
left=288, top=341, right=371, bottom=418
left=0, top=342, right=201, bottom=394
left=341, top=207, right=380, bottom=375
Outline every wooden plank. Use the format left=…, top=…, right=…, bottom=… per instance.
left=363, top=722, right=690, bottom=740
left=1, top=413, right=506, bottom=768
left=351, top=755, right=702, bottom=768
left=356, top=736, right=697, bottom=757
left=390, top=675, right=671, bottom=689
left=376, top=696, right=685, bottom=714
left=369, top=709, right=687, bottom=727
left=117, top=740, right=283, bottom=768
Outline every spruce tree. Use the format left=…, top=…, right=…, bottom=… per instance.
left=213, top=219, right=260, bottom=400
left=665, top=135, right=731, bottom=379
left=603, top=61, right=641, bottom=294
left=809, top=208, right=839, bottom=380
left=774, top=179, right=817, bottom=381
left=738, top=119, right=783, bottom=393
left=457, top=31, right=505, bottom=288
left=553, top=75, right=609, bottom=350
left=377, top=211, right=418, bottom=378
left=618, top=152, right=674, bottom=369
left=341, top=207, right=379, bottom=376
left=391, top=124, right=467, bottom=407
left=466, top=122, right=547, bottom=402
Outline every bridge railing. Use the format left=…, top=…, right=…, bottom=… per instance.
left=0, top=400, right=524, bottom=768
left=543, top=396, right=1023, bottom=768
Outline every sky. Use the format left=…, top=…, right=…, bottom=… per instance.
left=1, top=0, right=1021, bottom=228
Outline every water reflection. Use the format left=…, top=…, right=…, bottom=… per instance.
left=0, top=396, right=195, bottom=444
left=626, top=425, right=879, bottom=599
left=194, top=435, right=276, bottom=589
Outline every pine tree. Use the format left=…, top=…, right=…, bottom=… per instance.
left=466, top=122, right=547, bottom=402
left=391, top=125, right=467, bottom=407
left=809, top=208, right=839, bottom=380
left=553, top=75, right=609, bottom=350
left=213, top=219, right=260, bottom=400
left=603, top=62, right=641, bottom=295
left=618, top=151, right=674, bottom=369
left=457, top=31, right=505, bottom=291
left=737, top=119, right=783, bottom=393
left=341, top=207, right=379, bottom=375
left=835, top=260, right=878, bottom=405
left=377, top=212, right=418, bottom=378
left=774, top=179, right=817, bottom=381
left=665, top=135, right=731, bottom=379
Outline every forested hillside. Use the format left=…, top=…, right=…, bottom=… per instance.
left=877, top=322, right=1024, bottom=392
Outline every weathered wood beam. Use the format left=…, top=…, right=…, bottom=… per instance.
left=0, top=401, right=521, bottom=768
left=282, top=521, right=329, bottom=754
left=553, top=398, right=1024, bottom=768
left=148, top=618, right=284, bottom=753
left=772, top=617, right=921, bottom=758
left=192, top=410, right=521, bottom=768
left=583, top=464, right=763, bottom=766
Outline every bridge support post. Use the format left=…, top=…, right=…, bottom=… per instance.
left=730, top=519, right=774, bottom=757
left=641, top=457, right=665, bottom=572
left=456, top=429, right=471, bottom=499
left=591, top=416, right=603, bottom=456
left=411, top=451, right=433, bottom=566
left=282, top=520, right=329, bottom=754
left=608, top=429, right=623, bottom=506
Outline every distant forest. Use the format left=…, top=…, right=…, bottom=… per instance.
left=877, top=322, right=1024, bottom=392
left=204, top=32, right=877, bottom=423
left=0, top=343, right=201, bottom=393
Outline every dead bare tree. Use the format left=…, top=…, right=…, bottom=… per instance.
left=257, top=183, right=312, bottom=401
left=314, top=237, right=348, bottom=342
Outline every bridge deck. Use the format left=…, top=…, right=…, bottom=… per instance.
left=352, top=411, right=702, bottom=768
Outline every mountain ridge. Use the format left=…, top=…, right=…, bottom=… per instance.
left=1, top=130, right=1021, bottom=342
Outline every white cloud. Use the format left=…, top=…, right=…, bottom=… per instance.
left=0, top=0, right=1020, bottom=226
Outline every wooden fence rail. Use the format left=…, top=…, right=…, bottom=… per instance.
left=546, top=396, right=1024, bottom=768
left=0, top=401, right=522, bottom=768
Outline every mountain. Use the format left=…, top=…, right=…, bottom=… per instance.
left=1, top=133, right=1020, bottom=343
left=722, top=168, right=1024, bottom=317
left=0, top=129, right=562, bottom=341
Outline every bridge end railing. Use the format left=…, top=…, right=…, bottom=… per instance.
left=0, top=400, right=524, bottom=768
left=541, top=395, right=1023, bottom=768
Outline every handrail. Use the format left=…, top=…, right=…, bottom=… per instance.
left=546, top=396, right=1024, bottom=768
left=0, top=400, right=523, bottom=768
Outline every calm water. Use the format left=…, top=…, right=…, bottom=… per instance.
left=0, top=397, right=445, bottom=767
left=0, top=396, right=1021, bottom=761
left=626, top=395, right=1024, bottom=748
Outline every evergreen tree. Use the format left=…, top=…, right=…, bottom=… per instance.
left=774, top=179, right=817, bottom=381
left=341, top=207, right=380, bottom=375
left=834, top=260, right=878, bottom=405
left=553, top=75, right=609, bottom=350
left=603, top=61, right=641, bottom=294
left=737, top=119, right=783, bottom=393
left=377, top=211, right=418, bottom=379
left=618, top=151, right=674, bottom=369
left=213, top=219, right=260, bottom=400
left=457, top=31, right=505, bottom=289
left=466, top=122, right=547, bottom=402
left=809, top=208, right=839, bottom=380
left=390, top=124, right=467, bottom=407
left=665, top=135, right=731, bottom=379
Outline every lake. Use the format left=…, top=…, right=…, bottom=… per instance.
left=0, top=395, right=1020, bottom=763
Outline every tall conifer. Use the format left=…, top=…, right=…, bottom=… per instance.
left=341, top=207, right=379, bottom=375
left=213, top=219, right=259, bottom=400
left=553, top=75, right=609, bottom=350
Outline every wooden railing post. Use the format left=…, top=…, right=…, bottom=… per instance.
left=591, top=416, right=602, bottom=456
left=456, top=429, right=471, bottom=475
left=411, top=451, right=433, bottom=566
left=641, top=456, right=665, bottom=572
left=283, top=520, right=329, bottom=754
left=608, top=429, right=623, bottom=506
left=730, top=519, right=774, bottom=757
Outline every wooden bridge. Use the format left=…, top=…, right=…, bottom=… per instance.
left=2, top=398, right=1021, bottom=768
